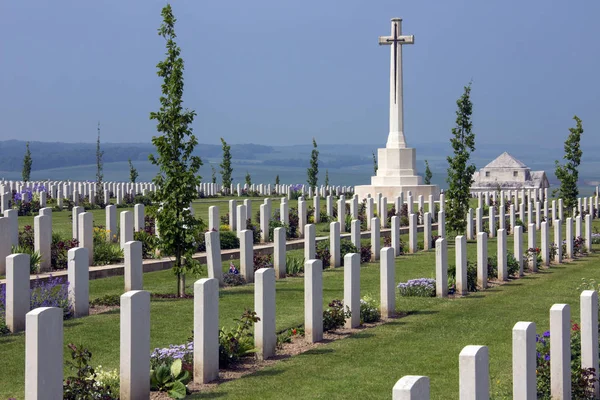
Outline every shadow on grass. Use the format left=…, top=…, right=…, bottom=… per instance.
left=347, top=332, right=375, bottom=339
left=298, top=348, right=334, bottom=356
left=188, top=391, right=228, bottom=399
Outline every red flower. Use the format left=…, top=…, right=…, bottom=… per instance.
left=572, top=323, right=580, bottom=332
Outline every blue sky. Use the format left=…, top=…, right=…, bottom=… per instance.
left=1, top=0, right=599, bottom=148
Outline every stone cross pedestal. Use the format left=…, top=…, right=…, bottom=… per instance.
left=355, top=18, right=439, bottom=201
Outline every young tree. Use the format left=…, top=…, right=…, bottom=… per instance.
left=95, top=122, right=104, bottom=203
left=554, top=116, right=584, bottom=214
left=372, top=151, right=378, bottom=175
left=307, top=138, right=319, bottom=191
left=211, top=165, right=217, bottom=184
left=324, top=169, right=329, bottom=187
left=446, top=83, right=476, bottom=235
left=149, top=3, right=202, bottom=297
left=128, top=158, right=138, bottom=183
left=275, top=174, right=280, bottom=185
left=245, top=171, right=252, bottom=187
left=220, top=138, right=232, bottom=192
left=22, top=142, right=32, bottom=182
left=424, top=160, right=432, bottom=185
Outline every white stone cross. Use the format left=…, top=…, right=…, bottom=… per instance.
left=379, top=18, right=414, bottom=149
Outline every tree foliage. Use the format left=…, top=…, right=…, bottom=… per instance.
left=275, top=174, right=280, bottom=186
left=148, top=3, right=202, bottom=296
left=372, top=151, right=378, bottom=175
left=211, top=165, right=217, bottom=184
left=307, top=138, right=319, bottom=191
left=446, top=83, right=476, bottom=235
left=245, top=171, right=251, bottom=187
left=424, top=160, right=432, bottom=185
left=22, top=142, right=32, bottom=182
left=95, top=123, right=104, bottom=203
left=325, top=169, right=329, bottom=187
left=128, top=158, right=138, bottom=183
left=220, top=138, right=232, bottom=191
left=554, top=116, right=584, bottom=214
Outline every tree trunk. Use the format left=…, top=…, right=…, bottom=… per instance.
left=178, top=274, right=186, bottom=298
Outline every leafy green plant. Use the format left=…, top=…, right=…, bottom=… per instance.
left=63, top=343, right=117, bottom=400
left=150, top=359, right=191, bottom=399
left=307, top=138, right=319, bottom=191
left=93, top=241, right=123, bottom=266
left=12, top=245, right=41, bottom=274
left=286, top=256, right=304, bottom=276
left=223, top=272, right=246, bottom=287
left=220, top=230, right=240, bottom=250
left=134, top=230, right=159, bottom=259
left=219, top=309, right=260, bottom=367
left=323, top=299, right=351, bottom=332
left=220, top=138, right=232, bottom=190
left=507, top=253, right=519, bottom=277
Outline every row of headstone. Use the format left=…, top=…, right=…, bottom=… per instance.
left=392, top=291, right=599, bottom=400
left=4, top=239, right=143, bottom=334
left=0, top=201, right=148, bottom=276
left=0, top=180, right=157, bottom=212
left=435, top=215, right=593, bottom=298
left=20, top=242, right=398, bottom=398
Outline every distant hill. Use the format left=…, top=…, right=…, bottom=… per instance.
left=0, top=140, right=598, bottom=195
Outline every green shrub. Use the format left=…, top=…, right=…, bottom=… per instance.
left=133, top=230, right=159, bottom=259
left=285, top=256, right=304, bottom=276
left=448, top=263, right=478, bottom=292
left=223, top=272, right=246, bottom=287
left=93, top=242, right=123, bottom=266
left=323, top=299, right=351, bottom=332
left=507, top=253, right=519, bottom=277
left=219, top=309, right=259, bottom=367
left=220, top=230, right=240, bottom=250
left=316, top=240, right=331, bottom=267
left=360, top=294, right=381, bottom=324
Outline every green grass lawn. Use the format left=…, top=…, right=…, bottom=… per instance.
left=1, top=217, right=599, bottom=399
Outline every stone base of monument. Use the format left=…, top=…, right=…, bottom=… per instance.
left=354, top=184, right=440, bottom=202
left=355, top=146, right=440, bottom=200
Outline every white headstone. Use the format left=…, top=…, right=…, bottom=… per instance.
left=456, top=236, right=468, bottom=295
left=255, top=268, right=276, bottom=360
left=330, top=221, right=341, bottom=267
left=344, top=253, right=360, bottom=328
left=477, top=232, right=488, bottom=289
left=380, top=247, right=395, bottom=318
left=459, top=345, right=489, bottom=400
left=273, top=227, right=286, bottom=279
left=124, top=241, right=143, bottom=291
left=68, top=247, right=90, bottom=318
left=120, top=211, right=134, bottom=250
left=305, top=259, right=323, bottom=343
left=371, top=217, right=380, bottom=261
left=194, top=278, right=219, bottom=383
left=25, top=307, right=64, bottom=399
left=6, top=253, right=30, bottom=332
left=34, top=214, right=52, bottom=272
left=120, top=290, right=151, bottom=400
left=550, top=304, right=571, bottom=399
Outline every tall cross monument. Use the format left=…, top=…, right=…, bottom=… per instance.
left=354, top=18, right=439, bottom=201
left=379, top=18, right=414, bottom=149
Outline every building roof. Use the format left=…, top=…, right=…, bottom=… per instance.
left=484, top=152, right=528, bottom=169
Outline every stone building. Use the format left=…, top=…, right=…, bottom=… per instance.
left=470, top=152, right=550, bottom=194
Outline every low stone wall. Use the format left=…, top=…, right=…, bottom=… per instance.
left=2, top=223, right=432, bottom=288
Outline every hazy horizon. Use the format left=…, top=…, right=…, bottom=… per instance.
left=1, top=1, right=599, bottom=150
